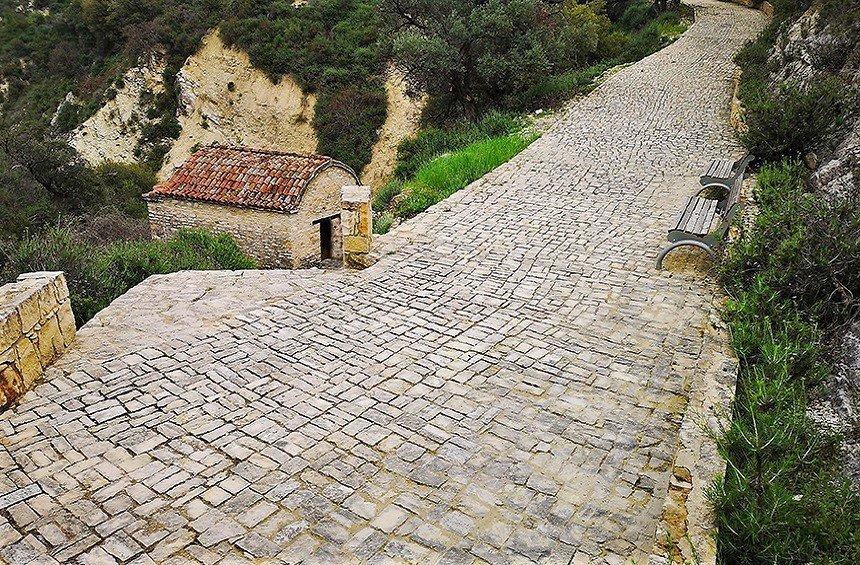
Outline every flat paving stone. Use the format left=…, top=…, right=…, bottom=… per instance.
left=0, top=1, right=764, bottom=563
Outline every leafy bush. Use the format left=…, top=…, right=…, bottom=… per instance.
left=519, top=63, right=611, bottom=110
left=373, top=212, right=395, bottom=235
left=314, top=84, right=387, bottom=173
left=372, top=181, right=404, bottom=213
left=618, top=0, right=656, bottom=30
left=0, top=122, right=157, bottom=239
left=710, top=161, right=860, bottom=563
left=91, top=162, right=157, bottom=218
left=1, top=227, right=255, bottom=325
left=721, top=161, right=860, bottom=327
left=741, top=79, right=848, bottom=160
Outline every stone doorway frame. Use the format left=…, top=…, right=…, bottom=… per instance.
left=313, top=214, right=342, bottom=262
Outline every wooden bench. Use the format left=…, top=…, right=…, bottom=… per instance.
left=700, top=154, right=754, bottom=189
left=656, top=156, right=753, bottom=269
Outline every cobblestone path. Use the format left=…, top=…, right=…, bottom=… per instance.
left=0, top=3, right=765, bottom=563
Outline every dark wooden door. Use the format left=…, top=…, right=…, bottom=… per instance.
left=319, top=218, right=333, bottom=260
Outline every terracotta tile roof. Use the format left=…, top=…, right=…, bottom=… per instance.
left=146, top=145, right=357, bottom=213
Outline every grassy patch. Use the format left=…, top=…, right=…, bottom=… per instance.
left=398, top=134, right=536, bottom=216
left=394, top=112, right=525, bottom=180
left=390, top=133, right=536, bottom=222
left=709, top=161, right=860, bottom=563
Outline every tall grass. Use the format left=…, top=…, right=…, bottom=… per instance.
left=373, top=112, right=535, bottom=234
left=373, top=132, right=536, bottom=234
left=396, top=134, right=536, bottom=217
left=393, top=111, right=525, bottom=180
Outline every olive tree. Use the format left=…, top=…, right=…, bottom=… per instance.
left=380, top=0, right=618, bottom=119
left=381, top=0, right=561, bottom=118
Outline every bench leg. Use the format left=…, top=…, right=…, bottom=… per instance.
left=656, top=240, right=717, bottom=270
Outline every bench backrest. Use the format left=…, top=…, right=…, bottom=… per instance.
left=713, top=157, right=753, bottom=238
left=718, top=155, right=753, bottom=214
left=731, top=154, right=755, bottom=182
left=726, top=173, right=743, bottom=209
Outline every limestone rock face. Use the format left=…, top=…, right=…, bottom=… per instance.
left=70, top=54, right=167, bottom=164
left=361, top=68, right=426, bottom=188
left=64, top=30, right=424, bottom=189
left=158, top=31, right=319, bottom=180
left=765, top=6, right=860, bottom=199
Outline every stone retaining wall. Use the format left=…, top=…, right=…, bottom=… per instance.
left=0, top=272, right=75, bottom=409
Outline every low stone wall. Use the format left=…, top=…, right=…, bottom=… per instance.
left=0, top=272, right=76, bottom=409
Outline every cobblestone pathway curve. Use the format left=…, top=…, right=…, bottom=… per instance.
left=1, top=3, right=765, bottom=563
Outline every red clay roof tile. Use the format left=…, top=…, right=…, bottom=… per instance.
left=145, top=145, right=357, bottom=213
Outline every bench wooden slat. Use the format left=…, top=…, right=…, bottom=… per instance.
left=674, top=197, right=718, bottom=236
left=675, top=197, right=698, bottom=231
left=690, top=199, right=717, bottom=236
left=687, top=198, right=707, bottom=232
left=698, top=199, right=718, bottom=234
left=704, top=158, right=734, bottom=180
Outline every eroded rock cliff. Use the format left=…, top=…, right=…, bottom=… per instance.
left=70, top=54, right=167, bottom=164
left=69, top=30, right=424, bottom=187
left=158, top=31, right=319, bottom=180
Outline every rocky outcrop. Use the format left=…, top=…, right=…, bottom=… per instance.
left=810, top=323, right=860, bottom=485
left=361, top=68, right=426, bottom=188
left=70, top=54, right=167, bottom=164
left=158, top=31, right=319, bottom=180
left=767, top=5, right=860, bottom=198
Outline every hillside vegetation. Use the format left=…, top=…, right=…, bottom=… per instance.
left=0, top=0, right=687, bottom=322
left=709, top=0, right=860, bottom=561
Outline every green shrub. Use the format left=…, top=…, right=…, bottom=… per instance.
left=91, top=162, right=157, bottom=218
left=721, top=161, right=860, bottom=327
left=314, top=84, right=388, bottom=173
left=1, top=227, right=256, bottom=325
left=618, top=0, right=656, bottom=30
left=519, top=63, right=611, bottom=110
left=372, top=181, right=404, bottom=213
left=373, top=212, right=394, bottom=235
left=710, top=284, right=860, bottom=563
left=741, top=79, right=848, bottom=160
left=710, top=160, right=860, bottom=563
